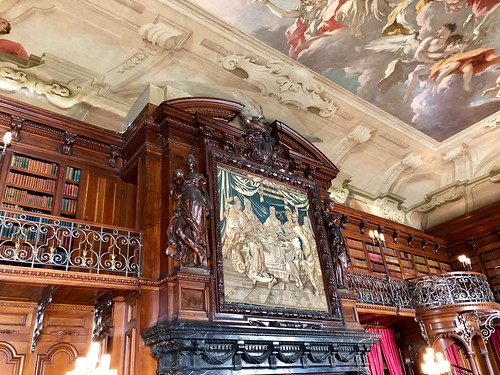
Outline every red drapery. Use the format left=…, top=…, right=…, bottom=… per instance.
left=445, top=344, right=464, bottom=375
left=367, top=328, right=404, bottom=375
left=491, top=330, right=500, bottom=365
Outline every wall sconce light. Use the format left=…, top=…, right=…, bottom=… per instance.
left=421, top=347, right=451, bottom=375
left=458, top=255, right=472, bottom=270
left=369, top=229, right=385, bottom=246
left=66, top=342, right=117, bottom=375
left=1, top=131, right=12, bottom=156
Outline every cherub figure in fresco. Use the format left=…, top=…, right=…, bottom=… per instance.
left=482, top=76, right=500, bottom=98
left=403, top=23, right=459, bottom=102
left=0, top=18, right=28, bottom=60
left=256, top=0, right=346, bottom=59
left=430, top=41, right=500, bottom=94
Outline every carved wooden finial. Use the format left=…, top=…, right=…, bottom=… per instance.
left=62, top=131, right=77, bottom=155
left=108, top=145, right=121, bottom=167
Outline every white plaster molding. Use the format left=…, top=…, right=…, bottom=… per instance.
left=218, top=54, right=337, bottom=117
left=329, top=124, right=373, bottom=165
left=482, top=114, right=499, bottom=129
left=0, top=64, right=82, bottom=109
left=378, top=152, right=422, bottom=195
left=139, top=21, right=191, bottom=50
left=374, top=196, right=406, bottom=223
left=490, top=167, right=500, bottom=183
left=442, top=144, right=471, bottom=182
left=416, top=185, right=465, bottom=213
left=329, top=172, right=352, bottom=204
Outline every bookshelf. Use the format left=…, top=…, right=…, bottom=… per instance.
left=2, top=153, right=81, bottom=218
left=61, top=166, right=81, bottom=216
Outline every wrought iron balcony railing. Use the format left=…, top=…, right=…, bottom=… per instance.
left=346, top=271, right=495, bottom=310
left=0, top=209, right=142, bottom=277
left=345, top=273, right=413, bottom=309
left=410, top=272, right=495, bottom=309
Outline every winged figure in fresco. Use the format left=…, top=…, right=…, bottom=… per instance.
left=364, top=1, right=500, bottom=99
left=256, top=0, right=347, bottom=58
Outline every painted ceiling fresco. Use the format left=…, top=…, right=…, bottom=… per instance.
left=194, top=0, right=500, bottom=142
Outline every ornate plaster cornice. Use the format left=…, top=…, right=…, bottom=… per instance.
left=139, top=19, right=191, bottom=50
left=219, top=54, right=337, bottom=117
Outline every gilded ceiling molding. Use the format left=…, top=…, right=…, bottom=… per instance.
left=329, top=124, right=372, bottom=165
left=139, top=20, right=191, bottom=50
left=218, top=54, right=337, bottom=117
left=443, top=144, right=471, bottom=182
left=329, top=172, right=352, bottom=204
left=416, top=184, right=465, bottom=213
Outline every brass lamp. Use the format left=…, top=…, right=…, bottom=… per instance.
left=421, top=347, right=451, bottom=375
left=66, top=342, right=117, bottom=375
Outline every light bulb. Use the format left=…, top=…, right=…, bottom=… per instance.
left=2, top=131, right=12, bottom=145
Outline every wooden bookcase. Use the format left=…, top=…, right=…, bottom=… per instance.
left=2, top=153, right=81, bottom=218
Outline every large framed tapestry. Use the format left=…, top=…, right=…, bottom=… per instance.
left=213, top=161, right=340, bottom=320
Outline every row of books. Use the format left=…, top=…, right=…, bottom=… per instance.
left=66, top=167, right=81, bottom=182
left=1, top=203, right=45, bottom=215
left=0, top=224, right=48, bottom=243
left=7, top=172, right=56, bottom=192
left=63, top=183, right=79, bottom=197
left=11, top=155, right=58, bottom=176
left=4, top=187, right=53, bottom=208
left=62, top=197, right=77, bottom=213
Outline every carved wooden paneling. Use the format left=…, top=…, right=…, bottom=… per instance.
left=78, top=173, right=121, bottom=225
left=123, top=328, right=136, bottom=375
left=34, top=342, right=78, bottom=375
left=0, top=342, right=24, bottom=375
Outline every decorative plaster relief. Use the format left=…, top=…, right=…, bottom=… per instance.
left=0, top=64, right=81, bottom=109
left=117, top=52, right=147, bottom=73
left=139, top=20, right=191, bottom=50
left=374, top=196, right=406, bottom=223
left=482, top=114, right=499, bottom=129
left=443, top=144, right=471, bottom=182
left=379, top=152, right=423, bottom=195
left=329, top=124, right=372, bottom=165
left=219, top=54, right=337, bottom=117
left=329, top=172, right=352, bottom=204
left=416, top=185, right=465, bottom=213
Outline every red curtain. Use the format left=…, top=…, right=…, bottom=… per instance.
left=367, top=328, right=404, bottom=375
left=445, top=344, right=464, bottom=375
left=367, top=328, right=384, bottom=375
left=491, top=330, right=500, bottom=365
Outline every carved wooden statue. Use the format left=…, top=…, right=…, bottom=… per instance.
left=166, top=154, right=210, bottom=268
left=322, top=197, right=350, bottom=288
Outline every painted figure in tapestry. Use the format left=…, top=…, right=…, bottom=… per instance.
left=166, top=154, right=210, bottom=268
left=219, top=166, right=327, bottom=310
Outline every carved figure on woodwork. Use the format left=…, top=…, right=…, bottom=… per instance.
left=323, top=196, right=350, bottom=288
left=166, top=154, right=210, bottom=268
